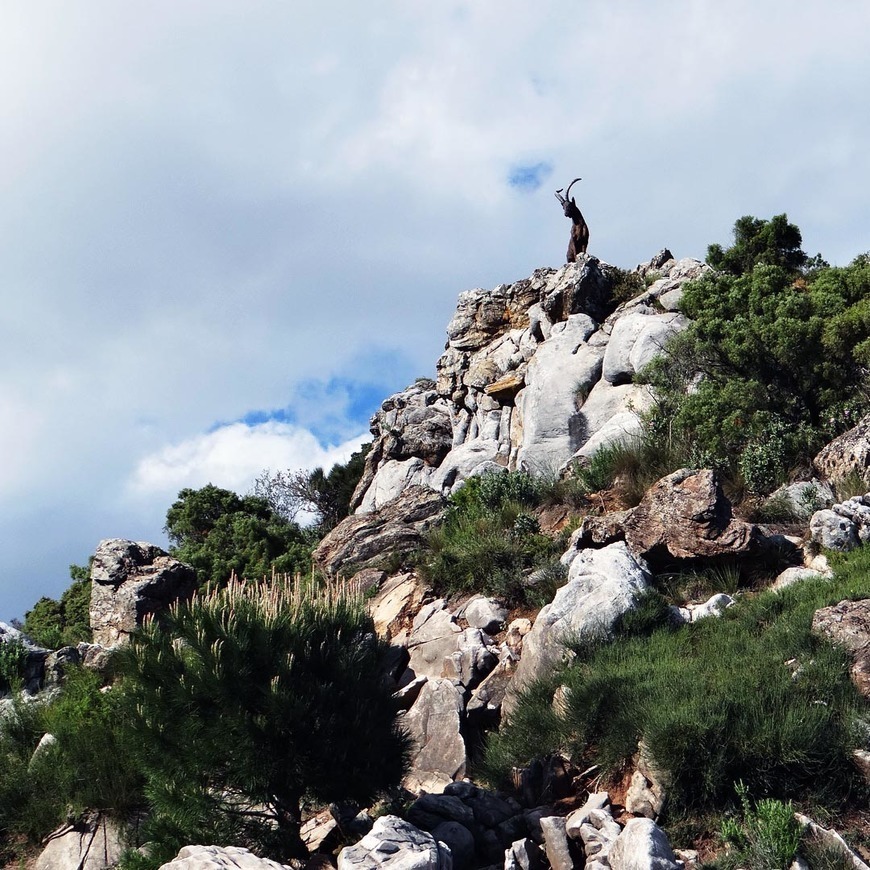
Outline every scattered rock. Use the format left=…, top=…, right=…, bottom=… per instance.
left=458, top=596, right=508, bottom=634
left=539, top=817, right=574, bottom=870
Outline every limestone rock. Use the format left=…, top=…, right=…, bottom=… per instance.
left=314, top=486, right=445, bottom=577
left=503, top=542, right=651, bottom=717
left=504, top=838, right=543, bottom=870
left=623, top=469, right=758, bottom=564
left=338, top=815, right=452, bottom=870
left=89, top=540, right=197, bottom=647
left=814, top=413, right=870, bottom=487
left=812, top=598, right=870, bottom=697
left=368, top=573, right=426, bottom=641
left=458, top=596, right=507, bottom=634
left=160, top=846, right=293, bottom=870
left=572, top=381, right=654, bottom=460
left=608, top=817, right=681, bottom=870
left=810, top=508, right=860, bottom=551
left=515, top=314, right=603, bottom=473
left=402, top=678, right=466, bottom=793
left=539, top=817, right=574, bottom=870
left=602, top=310, right=688, bottom=386
left=37, top=813, right=125, bottom=870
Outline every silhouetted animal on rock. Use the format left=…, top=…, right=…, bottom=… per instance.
left=555, top=177, right=589, bottom=262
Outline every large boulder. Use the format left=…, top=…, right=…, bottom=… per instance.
left=402, top=678, right=467, bottom=793
left=608, top=818, right=681, bottom=870
left=37, top=813, right=125, bottom=870
left=601, top=309, right=688, bottom=387
left=809, top=493, right=870, bottom=552
left=502, top=542, right=652, bottom=717
left=89, top=540, right=197, bottom=647
left=158, top=846, right=292, bottom=870
left=314, top=486, right=445, bottom=577
left=814, top=413, right=870, bottom=486
left=338, top=815, right=453, bottom=870
left=515, top=314, right=602, bottom=473
left=623, top=469, right=757, bottom=564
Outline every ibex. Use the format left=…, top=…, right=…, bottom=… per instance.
left=555, top=177, right=589, bottom=262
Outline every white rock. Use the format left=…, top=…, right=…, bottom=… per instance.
left=359, top=458, right=429, bottom=513
left=603, top=311, right=687, bottom=386
left=338, top=816, right=453, bottom=870
left=608, top=817, right=681, bottom=870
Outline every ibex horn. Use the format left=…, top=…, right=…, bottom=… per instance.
left=565, top=177, right=582, bottom=199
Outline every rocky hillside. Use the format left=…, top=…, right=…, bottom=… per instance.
left=7, top=239, right=870, bottom=870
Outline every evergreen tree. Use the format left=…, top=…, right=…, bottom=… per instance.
left=119, top=578, right=409, bottom=864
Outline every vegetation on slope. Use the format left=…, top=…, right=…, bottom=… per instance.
left=482, top=548, right=870, bottom=820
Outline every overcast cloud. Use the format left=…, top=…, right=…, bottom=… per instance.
left=2, top=1, right=869, bottom=620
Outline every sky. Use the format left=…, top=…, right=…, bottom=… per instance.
left=2, top=1, right=869, bottom=621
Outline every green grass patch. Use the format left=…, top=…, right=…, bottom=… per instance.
left=484, top=546, right=870, bottom=815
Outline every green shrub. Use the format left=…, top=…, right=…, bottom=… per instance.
left=484, top=556, right=870, bottom=815
left=23, top=570, right=93, bottom=649
left=164, top=484, right=315, bottom=585
left=118, top=577, right=409, bottom=866
left=642, top=222, right=870, bottom=485
left=719, top=782, right=802, bottom=870
left=421, top=472, right=563, bottom=605
left=0, top=639, right=26, bottom=692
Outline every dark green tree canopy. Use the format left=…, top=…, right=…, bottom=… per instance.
left=164, top=484, right=313, bottom=585
left=643, top=219, right=870, bottom=491
left=706, top=214, right=808, bottom=276
left=119, top=579, right=408, bottom=863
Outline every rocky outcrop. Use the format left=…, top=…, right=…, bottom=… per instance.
left=502, top=542, right=652, bottom=717
left=89, top=540, right=197, bottom=647
left=623, top=469, right=758, bottom=564
left=402, top=678, right=467, bottom=793
left=338, top=815, right=453, bottom=870
left=353, top=253, right=708, bottom=516
left=314, top=487, right=445, bottom=577
left=814, top=413, right=870, bottom=487
left=608, top=818, right=682, bottom=870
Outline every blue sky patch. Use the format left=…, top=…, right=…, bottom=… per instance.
left=508, top=161, right=553, bottom=192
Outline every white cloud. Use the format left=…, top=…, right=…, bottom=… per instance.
left=128, top=421, right=367, bottom=500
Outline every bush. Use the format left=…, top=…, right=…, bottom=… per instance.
left=0, top=639, right=26, bottom=692
left=421, top=472, right=563, bottom=605
left=118, top=577, right=409, bottom=865
left=641, top=223, right=870, bottom=487
left=484, top=556, right=870, bottom=815
left=719, top=782, right=802, bottom=870
left=23, top=568, right=93, bottom=649
left=0, top=667, right=141, bottom=848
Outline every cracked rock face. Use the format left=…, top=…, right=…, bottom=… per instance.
left=351, top=254, right=705, bottom=521
left=338, top=815, right=453, bottom=870
left=89, top=539, right=197, bottom=647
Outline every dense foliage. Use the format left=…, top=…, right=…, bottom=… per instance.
left=421, top=471, right=571, bottom=606
left=119, top=578, right=409, bottom=865
left=642, top=215, right=870, bottom=491
left=164, top=484, right=314, bottom=584
left=483, top=552, right=870, bottom=816
left=22, top=565, right=92, bottom=649
left=0, top=667, right=142, bottom=851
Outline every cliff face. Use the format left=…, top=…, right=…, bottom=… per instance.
left=350, top=251, right=709, bottom=515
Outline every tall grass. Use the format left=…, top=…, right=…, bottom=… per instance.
left=483, top=546, right=870, bottom=814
